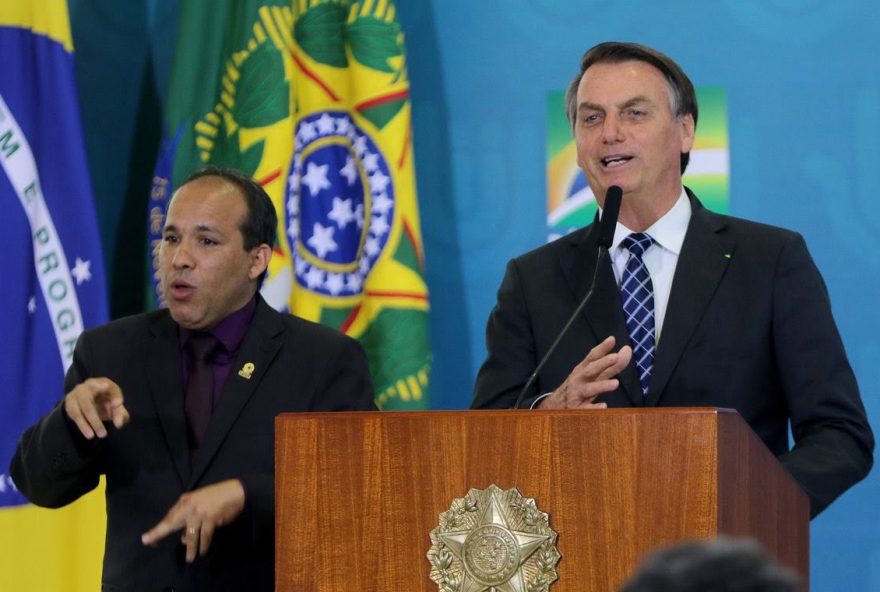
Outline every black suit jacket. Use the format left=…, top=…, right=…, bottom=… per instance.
left=472, top=192, right=873, bottom=517
left=11, top=296, right=376, bottom=591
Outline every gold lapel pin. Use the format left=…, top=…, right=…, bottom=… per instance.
left=238, top=362, right=255, bottom=379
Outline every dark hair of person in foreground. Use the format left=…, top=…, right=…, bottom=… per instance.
left=619, top=536, right=801, bottom=592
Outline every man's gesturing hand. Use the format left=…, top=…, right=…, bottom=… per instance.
left=64, top=377, right=130, bottom=439
left=141, top=479, right=246, bottom=563
left=539, top=336, right=632, bottom=409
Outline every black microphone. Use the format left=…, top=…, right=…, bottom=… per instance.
left=511, top=185, right=623, bottom=409
left=597, top=185, right=622, bottom=248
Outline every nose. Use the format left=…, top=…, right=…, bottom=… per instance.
left=171, top=241, right=194, bottom=269
left=601, top=114, right=624, bottom=144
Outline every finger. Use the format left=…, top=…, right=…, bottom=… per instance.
left=99, top=381, right=129, bottom=429
left=581, top=336, right=616, bottom=364
left=77, top=392, right=108, bottom=439
left=584, top=351, right=625, bottom=381
left=576, top=401, right=609, bottom=410
left=142, top=512, right=185, bottom=546
left=94, top=380, right=124, bottom=418
left=589, top=343, right=634, bottom=381
left=184, top=524, right=199, bottom=563
left=178, top=521, right=201, bottom=542
left=573, top=378, right=619, bottom=405
left=612, top=345, right=633, bottom=373
left=64, top=399, right=96, bottom=440
left=199, top=522, right=215, bottom=557
left=110, top=403, right=131, bottom=429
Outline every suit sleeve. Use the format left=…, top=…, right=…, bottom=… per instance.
left=772, top=233, right=873, bottom=517
left=9, top=333, right=104, bottom=508
left=472, top=259, right=541, bottom=409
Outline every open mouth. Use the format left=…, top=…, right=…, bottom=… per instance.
left=169, top=280, right=195, bottom=299
left=601, top=155, right=633, bottom=168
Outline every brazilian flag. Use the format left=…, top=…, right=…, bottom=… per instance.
left=149, top=0, right=431, bottom=409
left=0, top=1, right=109, bottom=589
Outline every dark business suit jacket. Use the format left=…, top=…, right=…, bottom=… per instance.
left=11, top=296, right=376, bottom=591
left=472, top=191, right=873, bottom=517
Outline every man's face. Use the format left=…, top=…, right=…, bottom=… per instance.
left=573, top=60, right=694, bottom=207
left=159, top=177, right=267, bottom=331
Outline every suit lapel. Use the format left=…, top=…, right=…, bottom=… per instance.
left=189, top=299, right=284, bottom=487
left=560, top=223, right=642, bottom=405
left=647, top=194, right=734, bottom=405
left=145, top=313, right=190, bottom=486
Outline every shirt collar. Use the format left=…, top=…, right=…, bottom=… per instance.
left=178, top=295, right=258, bottom=355
left=606, top=187, right=691, bottom=255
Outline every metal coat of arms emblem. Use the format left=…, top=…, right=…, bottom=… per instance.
left=427, top=485, right=560, bottom=592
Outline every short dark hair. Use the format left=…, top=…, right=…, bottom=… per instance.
left=180, top=166, right=277, bottom=285
left=564, top=41, right=698, bottom=173
left=619, top=537, right=800, bottom=592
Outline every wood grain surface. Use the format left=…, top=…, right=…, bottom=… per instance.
left=276, top=408, right=808, bottom=591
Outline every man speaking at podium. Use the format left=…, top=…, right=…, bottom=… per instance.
left=471, top=42, right=872, bottom=517
left=11, top=168, right=376, bottom=590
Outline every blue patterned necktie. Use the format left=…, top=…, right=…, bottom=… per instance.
left=620, top=233, right=655, bottom=396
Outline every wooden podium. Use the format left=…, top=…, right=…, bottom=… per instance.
left=276, top=408, right=809, bottom=591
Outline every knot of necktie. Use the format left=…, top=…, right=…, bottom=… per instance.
left=622, top=232, right=654, bottom=258
left=186, top=332, right=220, bottom=365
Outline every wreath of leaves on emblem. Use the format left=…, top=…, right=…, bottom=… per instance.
left=507, top=495, right=560, bottom=592
left=429, top=491, right=479, bottom=591
left=294, top=0, right=405, bottom=77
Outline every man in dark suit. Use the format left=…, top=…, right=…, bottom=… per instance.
left=472, top=42, right=872, bottom=518
left=11, top=167, right=376, bottom=590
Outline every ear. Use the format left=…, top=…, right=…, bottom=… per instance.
left=247, top=244, right=272, bottom=281
left=679, top=113, right=696, bottom=154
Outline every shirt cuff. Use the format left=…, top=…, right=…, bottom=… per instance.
left=530, top=392, right=552, bottom=409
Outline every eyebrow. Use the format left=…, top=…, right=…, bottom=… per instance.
left=194, top=224, right=221, bottom=234
left=162, top=223, right=223, bottom=234
left=578, top=95, right=654, bottom=113
left=619, top=96, right=653, bottom=109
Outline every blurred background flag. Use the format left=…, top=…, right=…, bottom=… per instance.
left=148, top=0, right=431, bottom=409
left=0, top=0, right=109, bottom=590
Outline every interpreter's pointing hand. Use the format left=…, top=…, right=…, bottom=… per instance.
left=63, top=377, right=130, bottom=439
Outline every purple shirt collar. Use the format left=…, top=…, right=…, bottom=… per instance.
left=178, top=295, right=258, bottom=356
